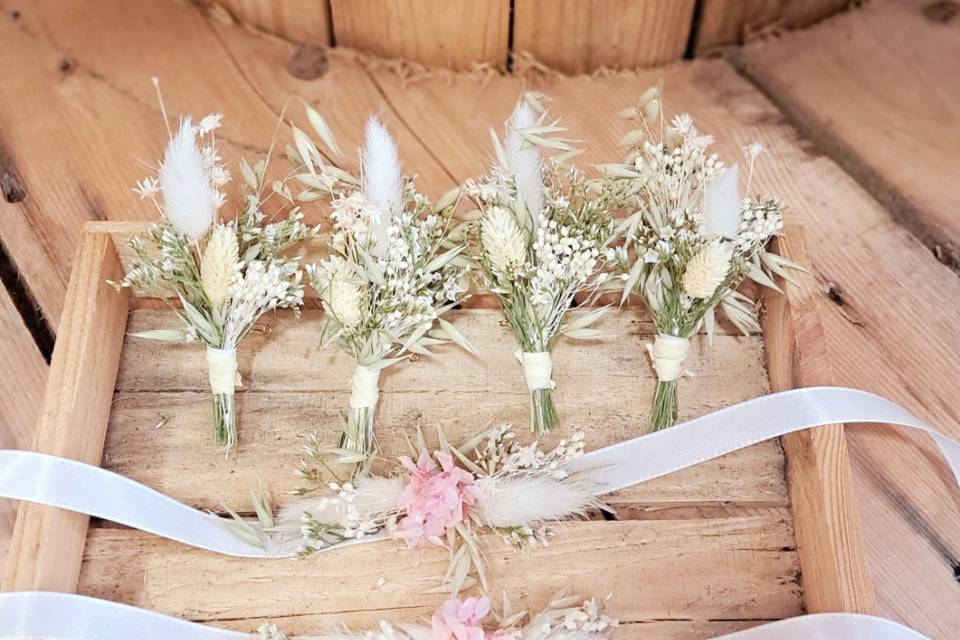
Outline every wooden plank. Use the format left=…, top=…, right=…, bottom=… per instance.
left=0, top=285, right=47, bottom=575
left=513, top=0, right=697, bottom=74
left=761, top=224, right=875, bottom=613
left=104, top=311, right=782, bottom=512
left=0, top=0, right=453, bottom=329
left=694, top=0, right=850, bottom=54
left=78, top=518, right=802, bottom=631
left=329, top=0, right=510, bottom=70
left=2, top=230, right=129, bottom=592
left=365, top=59, right=960, bottom=633
left=693, top=0, right=781, bottom=53
left=732, top=0, right=960, bottom=270
left=211, top=0, right=331, bottom=45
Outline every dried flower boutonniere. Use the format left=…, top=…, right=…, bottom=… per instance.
left=292, top=115, right=474, bottom=460
left=257, top=592, right=616, bottom=640
left=466, top=95, right=620, bottom=435
left=113, top=88, right=318, bottom=451
left=233, top=425, right=604, bottom=595
left=603, top=87, right=796, bottom=431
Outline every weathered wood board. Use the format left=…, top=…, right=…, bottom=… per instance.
left=74, top=288, right=803, bottom=638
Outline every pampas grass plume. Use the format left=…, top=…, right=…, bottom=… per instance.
left=159, top=118, right=217, bottom=239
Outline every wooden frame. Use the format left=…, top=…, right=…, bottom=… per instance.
left=3, top=220, right=875, bottom=626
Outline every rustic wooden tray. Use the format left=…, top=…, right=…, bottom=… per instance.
left=2, top=220, right=874, bottom=638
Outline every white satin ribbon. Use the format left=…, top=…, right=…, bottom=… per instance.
left=563, top=386, right=960, bottom=495
left=647, top=333, right=690, bottom=381
left=0, top=387, right=956, bottom=559
left=0, top=591, right=932, bottom=639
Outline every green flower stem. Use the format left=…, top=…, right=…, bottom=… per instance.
left=213, top=392, right=237, bottom=450
left=530, top=387, right=559, bottom=435
left=340, top=406, right=376, bottom=457
left=648, top=379, right=679, bottom=432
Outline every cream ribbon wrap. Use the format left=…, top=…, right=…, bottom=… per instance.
left=349, top=364, right=381, bottom=409
left=647, top=334, right=691, bottom=382
left=518, top=351, right=556, bottom=392
left=205, top=347, right=240, bottom=394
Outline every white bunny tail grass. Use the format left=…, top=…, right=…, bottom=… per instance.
left=505, top=101, right=544, bottom=226
left=702, top=162, right=741, bottom=239
left=478, top=475, right=601, bottom=528
left=159, top=118, right=218, bottom=239
left=361, top=117, right=403, bottom=257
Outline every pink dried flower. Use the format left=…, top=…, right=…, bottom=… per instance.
left=396, top=449, right=480, bottom=547
left=431, top=597, right=490, bottom=640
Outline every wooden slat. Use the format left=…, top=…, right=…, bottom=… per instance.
left=0, top=285, right=47, bottom=575
left=329, top=0, right=510, bottom=70
left=694, top=0, right=850, bottom=53
left=212, top=0, right=331, bottom=45
left=78, top=518, right=802, bottom=633
left=364, top=59, right=960, bottom=633
left=732, top=0, right=960, bottom=269
left=103, top=310, right=782, bottom=512
left=2, top=230, right=129, bottom=592
left=0, top=0, right=453, bottom=329
left=513, top=0, right=697, bottom=74
left=761, top=224, right=875, bottom=613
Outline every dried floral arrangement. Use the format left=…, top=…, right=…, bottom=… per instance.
left=602, top=87, right=795, bottom=431
left=257, top=593, right=616, bottom=640
left=289, top=113, right=474, bottom=459
left=112, top=86, right=318, bottom=451
left=465, top=95, right=621, bottom=435
left=231, top=424, right=604, bottom=595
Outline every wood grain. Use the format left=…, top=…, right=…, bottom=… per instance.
left=329, top=0, right=510, bottom=70
left=79, top=517, right=802, bottom=633
left=103, top=309, right=782, bottom=512
left=761, top=224, right=875, bottom=613
left=211, top=0, right=331, bottom=45
left=2, top=230, right=128, bottom=592
left=732, top=0, right=960, bottom=269
left=0, top=285, right=46, bottom=575
left=0, top=0, right=453, bottom=328
left=694, top=0, right=851, bottom=53
left=365, top=59, right=960, bottom=635
left=513, top=0, right=696, bottom=74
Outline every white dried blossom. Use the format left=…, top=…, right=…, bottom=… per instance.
left=682, top=242, right=732, bottom=299
left=200, top=224, right=240, bottom=310
left=132, top=176, right=160, bottom=200
left=481, top=206, right=527, bottom=274
left=328, top=267, right=365, bottom=327
left=198, top=112, right=223, bottom=134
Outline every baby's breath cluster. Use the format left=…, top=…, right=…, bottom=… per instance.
left=468, top=95, right=620, bottom=435
left=291, top=113, right=473, bottom=459
left=114, top=109, right=318, bottom=451
left=602, top=88, right=793, bottom=431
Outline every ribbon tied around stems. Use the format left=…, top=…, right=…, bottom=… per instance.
left=206, top=347, right=240, bottom=394
left=349, top=364, right=382, bottom=409
left=647, top=334, right=690, bottom=382
left=518, top=351, right=555, bottom=391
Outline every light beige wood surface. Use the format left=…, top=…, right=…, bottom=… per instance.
left=732, top=0, right=960, bottom=269
left=79, top=518, right=802, bottom=633
left=761, top=225, right=875, bottom=613
left=106, top=309, right=783, bottom=512
left=0, top=1, right=958, bottom=637
left=330, top=0, right=510, bottom=70
left=512, top=0, right=696, bottom=73
left=0, top=286, right=46, bottom=576
left=2, top=231, right=129, bottom=592
left=212, top=0, right=331, bottom=45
